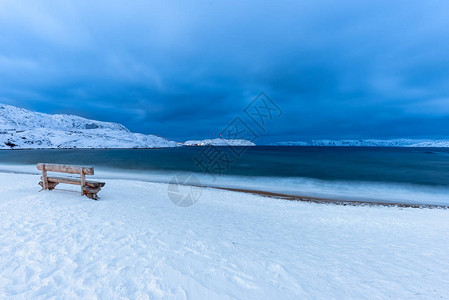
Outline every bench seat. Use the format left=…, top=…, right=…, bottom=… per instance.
left=43, top=176, right=105, bottom=188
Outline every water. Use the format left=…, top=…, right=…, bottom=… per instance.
left=1, top=146, right=448, bottom=186
left=1, top=147, right=449, bottom=205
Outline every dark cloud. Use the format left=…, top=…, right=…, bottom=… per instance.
left=0, top=0, right=449, bottom=142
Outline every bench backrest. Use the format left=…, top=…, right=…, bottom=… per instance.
left=37, top=163, right=94, bottom=175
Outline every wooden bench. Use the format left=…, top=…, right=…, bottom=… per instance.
left=37, top=163, right=105, bottom=200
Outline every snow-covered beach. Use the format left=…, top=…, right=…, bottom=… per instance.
left=1, top=170, right=449, bottom=299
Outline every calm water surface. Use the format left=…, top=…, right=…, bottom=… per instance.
left=1, top=146, right=448, bottom=187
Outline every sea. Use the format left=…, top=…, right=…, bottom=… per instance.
left=1, top=146, right=449, bottom=206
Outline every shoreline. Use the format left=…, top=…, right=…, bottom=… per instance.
left=209, top=186, right=449, bottom=209
left=0, top=167, right=447, bottom=209
left=2, top=145, right=449, bottom=150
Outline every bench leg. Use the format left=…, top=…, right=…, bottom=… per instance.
left=85, top=193, right=99, bottom=200
left=82, top=186, right=101, bottom=200
left=80, top=172, right=86, bottom=196
left=39, top=181, right=58, bottom=190
left=42, top=169, right=48, bottom=190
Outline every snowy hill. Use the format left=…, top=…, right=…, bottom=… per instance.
left=273, top=139, right=449, bottom=147
left=184, top=138, right=256, bottom=146
left=0, top=103, right=177, bottom=149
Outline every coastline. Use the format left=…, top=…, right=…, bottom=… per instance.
left=3, top=145, right=449, bottom=150
left=0, top=165, right=447, bottom=208
left=208, top=186, right=449, bottom=209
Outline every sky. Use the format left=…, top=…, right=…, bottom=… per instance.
left=0, top=0, right=449, bottom=143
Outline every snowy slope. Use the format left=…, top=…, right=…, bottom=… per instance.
left=273, top=139, right=449, bottom=147
left=1, top=171, right=449, bottom=299
left=184, top=138, right=256, bottom=146
left=0, top=103, right=177, bottom=149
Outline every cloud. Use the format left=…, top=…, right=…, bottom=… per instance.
left=0, top=0, right=448, bottom=142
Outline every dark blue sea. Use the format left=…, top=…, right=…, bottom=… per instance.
left=1, top=146, right=449, bottom=205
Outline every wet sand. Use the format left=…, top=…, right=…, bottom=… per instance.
left=207, top=185, right=449, bottom=209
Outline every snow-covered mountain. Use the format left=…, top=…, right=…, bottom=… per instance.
left=0, top=103, right=178, bottom=149
left=4, top=102, right=447, bottom=149
left=272, top=139, right=449, bottom=147
left=184, top=138, right=256, bottom=146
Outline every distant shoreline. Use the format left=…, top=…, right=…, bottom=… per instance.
left=2, top=145, right=449, bottom=150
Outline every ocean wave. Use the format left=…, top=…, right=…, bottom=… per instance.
left=94, top=167, right=449, bottom=207
left=2, top=163, right=448, bottom=206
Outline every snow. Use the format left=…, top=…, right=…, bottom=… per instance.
left=273, top=139, right=449, bottom=147
left=183, top=138, right=256, bottom=146
left=1, top=171, right=449, bottom=299
left=4, top=102, right=448, bottom=149
left=0, top=103, right=178, bottom=149
left=0, top=128, right=178, bottom=149
left=0, top=103, right=256, bottom=149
